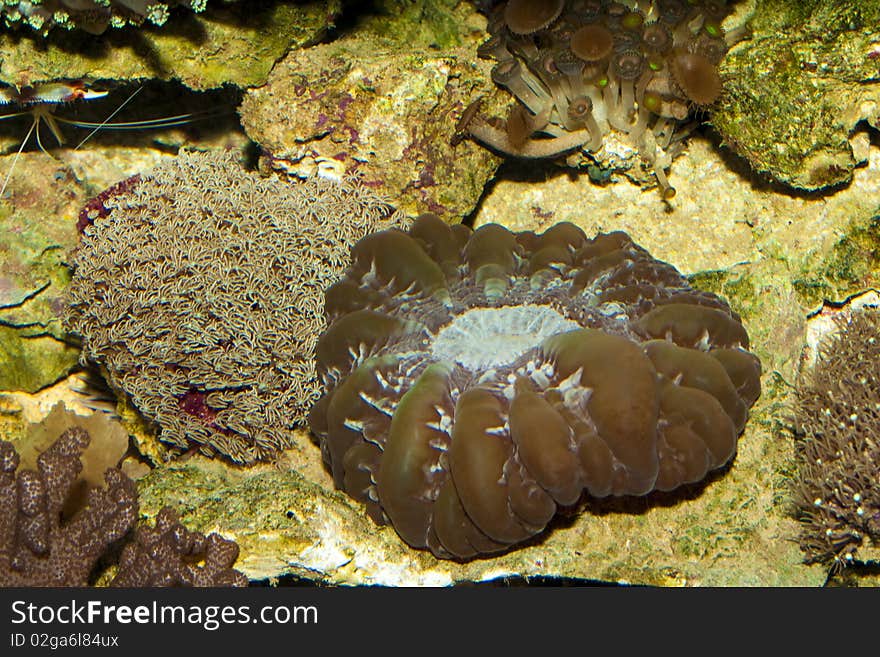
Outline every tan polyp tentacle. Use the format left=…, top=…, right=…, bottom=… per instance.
left=565, top=69, right=585, bottom=101
left=567, top=96, right=603, bottom=152
left=654, top=164, right=676, bottom=200
left=633, top=68, right=656, bottom=137
left=583, top=111, right=604, bottom=152
left=529, top=103, right=553, bottom=133
left=602, top=76, right=619, bottom=126
left=636, top=59, right=652, bottom=92
left=653, top=117, right=674, bottom=148
left=620, top=79, right=636, bottom=125
left=467, top=117, right=594, bottom=159
left=629, top=107, right=650, bottom=143
left=492, top=60, right=550, bottom=116
left=531, top=54, right=573, bottom=131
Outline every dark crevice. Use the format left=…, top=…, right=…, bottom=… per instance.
left=0, top=80, right=243, bottom=155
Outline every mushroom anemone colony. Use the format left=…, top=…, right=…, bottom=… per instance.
left=464, top=0, right=740, bottom=197
left=310, top=214, right=762, bottom=559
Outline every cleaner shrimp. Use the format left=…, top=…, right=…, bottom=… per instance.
left=0, top=78, right=234, bottom=198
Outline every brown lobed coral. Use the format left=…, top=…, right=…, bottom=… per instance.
left=65, top=149, right=408, bottom=464
left=310, top=213, right=762, bottom=559
left=0, top=427, right=138, bottom=586
left=464, top=0, right=741, bottom=197
left=0, top=423, right=248, bottom=586
left=112, top=507, right=247, bottom=587
left=794, top=307, right=880, bottom=571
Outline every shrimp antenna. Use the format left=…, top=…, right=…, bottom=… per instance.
left=74, top=85, right=143, bottom=151
left=56, top=109, right=226, bottom=131
left=0, top=118, right=37, bottom=200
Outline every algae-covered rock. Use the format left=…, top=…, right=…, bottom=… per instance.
left=359, top=0, right=474, bottom=50
left=790, top=212, right=880, bottom=308
left=0, top=0, right=341, bottom=90
left=713, top=0, right=880, bottom=190
left=0, top=153, right=86, bottom=392
left=240, top=2, right=501, bottom=220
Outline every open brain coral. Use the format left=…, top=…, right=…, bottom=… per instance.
left=794, top=307, right=880, bottom=571
left=2, top=0, right=208, bottom=34
left=65, top=150, right=407, bottom=464
left=310, top=213, right=762, bottom=559
left=464, top=0, right=741, bottom=197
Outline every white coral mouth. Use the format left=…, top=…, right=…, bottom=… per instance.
left=430, top=304, right=580, bottom=370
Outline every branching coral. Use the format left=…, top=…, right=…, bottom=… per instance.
left=466, top=0, right=741, bottom=197
left=0, top=423, right=248, bottom=586
left=1, top=0, right=209, bottom=34
left=0, top=426, right=138, bottom=586
left=794, top=307, right=880, bottom=571
left=65, top=149, right=407, bottom=463
left=310, top=213, right=762, bottom=559
left=112, top=507, right=248, bottom=587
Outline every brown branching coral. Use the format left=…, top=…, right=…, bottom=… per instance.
left=794, top=307, right=880, bottom=571
left=310, top=213, right=762, bottom=559
left=111, top=507, right=248, bottom=587
left=0, top=423, right=248, bottom=586
left=467, top=0, right=742, bottom=197
left=65, top=149, right=407, bottom=464
left=0, top=427, right=139, bottom=587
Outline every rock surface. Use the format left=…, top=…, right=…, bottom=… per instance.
left=1, top=152, right=95, bottom=392
left=713, top=0, right=880, bottom=190
left=240, top=1, right=501, bottom=220
left=0, top=0, right=341, bottom=90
